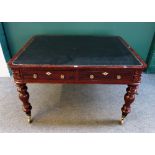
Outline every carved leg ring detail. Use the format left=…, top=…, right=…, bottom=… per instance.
left=120, top=84, right=138, bottom=125
left=16, top=83, right=32, bottom=123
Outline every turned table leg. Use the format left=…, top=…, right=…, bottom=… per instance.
left=120, top=84, right=138, bottom=124
left=16, top=83, right=32, bottom=123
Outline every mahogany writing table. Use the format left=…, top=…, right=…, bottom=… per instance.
left=8, top=35, right=147, bottom=124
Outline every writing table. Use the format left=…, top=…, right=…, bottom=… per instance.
left=8, top=35, right=147, bottom=124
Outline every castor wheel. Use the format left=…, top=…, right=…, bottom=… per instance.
left=27, top=116, right=32, bottom=123
left=120, top=115, right=126, bottom=125
left=120, top=118, right=124, bottom=125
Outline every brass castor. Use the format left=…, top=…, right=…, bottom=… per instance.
left=120, top=115, right=126, bottom=125
left=27, top=116, right=32, bottom=123
left=120, top=118, right=124, bottom=125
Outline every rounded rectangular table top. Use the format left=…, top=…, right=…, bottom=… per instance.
left=13, top=35, right=142, bottom=66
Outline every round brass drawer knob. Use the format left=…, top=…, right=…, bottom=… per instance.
left=60, top=74, right=65, bottom=79
left=33, top=74, right=38, bottom=79
left=117, top=75, right=122, bottom=80
left=90, top=74, right=94, bottom=79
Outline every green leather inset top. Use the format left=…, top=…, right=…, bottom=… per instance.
left=14, top=35, right=142, bottom=66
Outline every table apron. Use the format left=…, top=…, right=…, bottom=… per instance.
left=12, top=68, right=143, bottom=85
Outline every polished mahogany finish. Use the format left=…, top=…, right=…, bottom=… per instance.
left=8, top=35, right=147, bottom=124
left=16, top=83, right=32, bottom=116
left=122, top=84, right=138, bottom=116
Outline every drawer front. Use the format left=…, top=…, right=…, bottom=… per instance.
left=78, top=70, right=134, bottom=82
left=20, top=69, right=135, bottom=83
left=22, top=70, right=76, bottom=81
